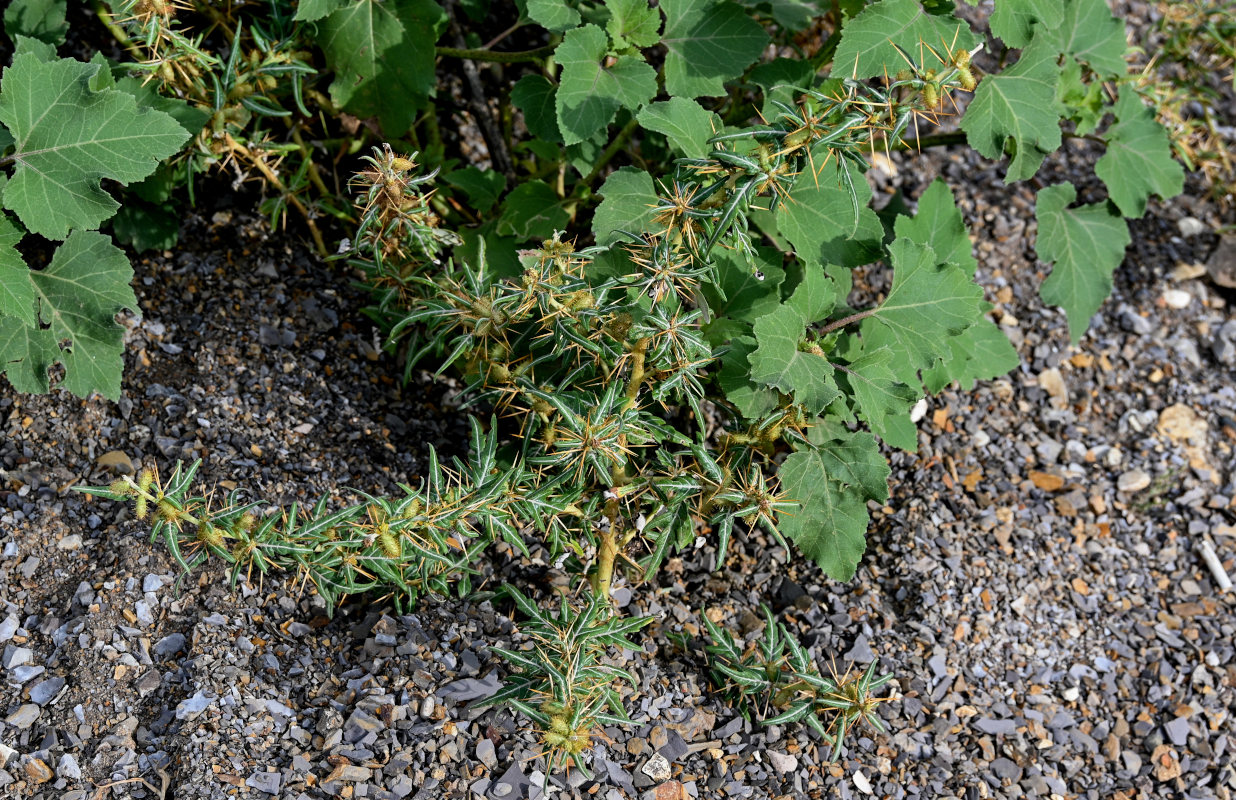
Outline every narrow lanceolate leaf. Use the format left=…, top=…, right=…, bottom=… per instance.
left=1042, top=0, right=1128, bottom=78
left=1094, top=88, right=1184, bottom=219
left=1036, top=183, right=1130, bottom=344
left=894, top=179, right=977, bottom=276
left=959, top=35, right=1063, bottom=182
left=606, top=0, right=663, bottom=48
left=859, top=239, right=987, bottom=388
left=750, top=266, right=842, bottom=413
left=777, top=449, right=871, bottom=581
left=592, top=167, right=658, bottom=246
left=832, top=0, right=978, bottom=80
left=555, top=25, right=657, bottom=145
left=988, top=0, right=1063, bottom=48
left=0, top=228, right=137, bottom=400
left=0, top=51, right=190, bottom=239
left=660, top=0, right=769, bottom=98
left=316, top=0, right=446, bottom=135
left=637, top=98, right=717, bottom=159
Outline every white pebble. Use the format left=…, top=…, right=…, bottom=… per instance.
left=1162, top=289, right=1191, bottom=309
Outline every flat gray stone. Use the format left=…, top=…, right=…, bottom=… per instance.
left=1164, top=716, right=1191, bottom=746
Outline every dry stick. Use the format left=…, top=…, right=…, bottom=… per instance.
left=224, top=134, right=328, bottom=257
left=441, top=1, right=517, bottom=181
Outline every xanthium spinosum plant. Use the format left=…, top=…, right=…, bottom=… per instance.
left=52, top=0, right=1198, bottom=773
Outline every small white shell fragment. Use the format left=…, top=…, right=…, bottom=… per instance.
left=853, top=770, right=874, bottom=794
left=910, top=398, right=928, bottom=423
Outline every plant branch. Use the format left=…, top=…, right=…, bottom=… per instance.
left=817, top=308, right=878, bottom=335
left=435, top=44, right=556, bottom=64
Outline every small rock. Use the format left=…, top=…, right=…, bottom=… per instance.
left=0, top=744, right=13, bottom=768
left=476, top=739, right=497, bottom=770
left=1119, top=307, right=1154, bottom=335
left=176, top=691, right=213, bottom=720
left=974, top=717, right=1018, bottom=736
left=1117, top=470, right=1151, bottom=493
left=641, top=754, right=671, bottom=782
left=96, top=450, right=134, bottom=474
left=247, top=771, right=282, bottom=794
left=57, top=754, right=81, bottom=781
left=1162, top=289, right=1191, bottom=309
left=2, top=645, right=32, bottom=669
left=154, top=632, right=186, bottom=657
left=5, top=704, right=39, bottom=729
left=1177, top=216, right=1207, bottom=236
left=143, top=574, right=165, bottom=593
left=649, top=780, right=683, bottom=800
left=24, top=759, right=53, bottom=784
left=853, top=770, right=873, bottom=794
left=910, top=398, right=928, bottom=423
left=991, top=757, right=1021, bottom=782
left=57, top=534, right=83, bottom=551
left=29, top=676, right=65, bottom=706
left=765, top=751, right=797, bottom=773
left=0, top=615, right=17, bottom=642
left=1152, top=744, right=1182, bottom=781
left=1037, top=367, right=1068, bottom=409
left=1164, top=716, right=1190, bottom=746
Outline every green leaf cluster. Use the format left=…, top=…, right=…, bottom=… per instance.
left=0, top=40, right=191, bottom=399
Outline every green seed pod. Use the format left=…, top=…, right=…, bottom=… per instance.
left=923, top=82, right=940, bottom=109
left=135, top=495, right=148, bottom=520
left=109, top=479, right=132, bottom=497
left=138, top=469, right=155, bottom=493
left=390, top=157, right=414, bottom=172
left=543, top=730, right=568, bottom=747
left=379, top=529, right=401, bottom=558
left=953, top=48, right=971, bottom=69
left=489, top=363, right=511, bottom=383
left=958, top=68, right=977, bottom=92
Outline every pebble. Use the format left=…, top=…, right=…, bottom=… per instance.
left=1037, top=367, right=1068, bottom=408
left=6, top=704, right=40, bottom=729
left=641, top=754, right=671, bottom=782
left=1162, top=289, right=1191, bottom=309
left=1164, top=716, right=1191, bottom=746
left=765, top=751, right=797, bottom=773
left=57, top=754, right=80, bottom=781
left=247, top=771, right=283, bottom=794
left=95, top=450, right=134, bottom=474
left=1177, top=216, right=1207, bottom=236
left=853, top=770, right=873, bottom=794
left=29, top=676, right=65, bottom=706
left=56, top=534, right=83, bottom=550
left=24, top=759, right=53, bottom=784
left=476, top=738, right=497, bottom=769
left=1117, top=469, right=1151, bottom=493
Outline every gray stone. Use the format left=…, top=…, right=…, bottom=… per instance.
left=2, top=645, right=32, bottom=669
left=175, top=691, right=213, bottom=720
left=641, top=753, right=671, bottom=782
left=247, top=771, right=282, bottom=794
left=973, top=717, right=1018, bottom=736
left=765, top=751, right=798, bottom=773
left=991, top=757, right=1022, bottom=782
left=142, top=574, right=165, bottom=593
left=57, top=754, right=81, bottom=781
left=1164, top=716, right=1191, bottom=746
left=476, top=738, right=497, bottom=770
left=0, top=616, right=16, bottom=642
left=153, top=632, right=186, bottom=657
left=29, top=676, right=65, bottom=706
left=5, top=703, right=40, bottom=729
left=1117, top=470, right=1151, bottom=493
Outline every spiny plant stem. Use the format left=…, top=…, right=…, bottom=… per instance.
left=623, top=338, right=650, bottom=411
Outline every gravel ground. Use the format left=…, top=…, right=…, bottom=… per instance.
left=4, top=20, right=1236, bottom=800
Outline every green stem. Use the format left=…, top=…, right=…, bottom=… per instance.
left=435, top=44, right=556, bottom=64
left=817, top=307, right=877, bottom=335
